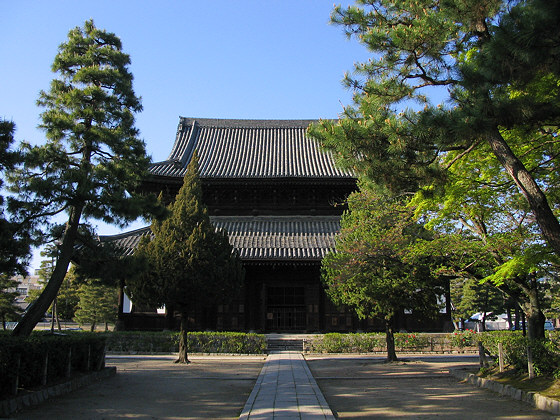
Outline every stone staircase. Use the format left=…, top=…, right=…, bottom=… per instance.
left=266, top=334, right=305, bottom=353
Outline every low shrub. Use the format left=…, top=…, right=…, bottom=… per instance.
left=450, top=329, right=478, bottom=349
left=104, top=331, right=266, bottom=354
left=394, top=333, right=431, bottom=351
left=309, top=333, right=385, bottom=353
left=478, top=331, right=560, bottom=376
left=0, top=331, right=106, bottom=398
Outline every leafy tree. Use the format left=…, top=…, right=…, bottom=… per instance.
left=7, top=20, right=165, bottom=337
left=73, top=241, right=145, bottom=331
left=410, top=135, right=557, bottom=338
left=309, top=0, right=560, bottom=339
left=0, top=120, right=31, bottom=278
left=0, top=275, right=21, bottom=330
left=74, top=281, right=117, bottom=331
left=454, top=277, right=506, bottom=331
left=322, top=189, right=444, bottom=361
left=127, top=154, right=244, bottom=363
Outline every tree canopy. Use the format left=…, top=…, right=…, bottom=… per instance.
left=322, top=189, right=444, bottom=360
left=127, top=154, right=244, bottom=363
left=309, top=0, right=560, bottom=338
left=8, top=20, right=165, bottom=336
left=0, top=120, right=32, bottom=278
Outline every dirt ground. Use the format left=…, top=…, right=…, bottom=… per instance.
left=306, top=354, right=558, bottom=419
left=11, top=354, right=559, bottom=419
left=12, top=355, right=266, bottom=420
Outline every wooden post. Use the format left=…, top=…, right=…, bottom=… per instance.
left=498, top=342, right=504, bottom=372
left=478, top=341, right=488, bottom=368
left=527, top=345, right=535, bottom=379
left=12, top=354, right=21, bottom=396
left=96, top=345, right=106, bottom=371
left=42, top=352, right=49, bottom=386
left=66, top=347, right=72, bottom=378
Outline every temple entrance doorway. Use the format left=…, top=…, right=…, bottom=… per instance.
left=266, top=286, right=306, bottom=331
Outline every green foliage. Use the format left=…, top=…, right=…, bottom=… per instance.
left=309, top=333, right=385, bottom=353
left=0, top=331, right=106, bottom=397
left=0, top=120, right=31, bottom=277
left=104, top=331, right=266, bottom=354
left=8, top=20, right=165, bottom=337
left=308, top=332, right=467, bottom=353
left=450, top=329, right=478, bottom=348
left=309, top=0, right=560, bottom=339
left=0, top=276, right=21, bottom=329
left=479, top=331, right=560, bottom=376
left=74, top=281, right=117, bottom=330
left=308, top=331, right=560, bottom=374
left=455, top=278, right=506, bottom=324
left=127, top=154, right=244, bottom=320
left=321, top=188, right=444, bottom=360
left=394, top=333, right=431, bottom=351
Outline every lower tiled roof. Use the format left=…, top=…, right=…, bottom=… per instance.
left=99, top=216, right=340, bottom=261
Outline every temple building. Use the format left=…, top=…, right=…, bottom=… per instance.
left=101, top=117, right=451, bottom=332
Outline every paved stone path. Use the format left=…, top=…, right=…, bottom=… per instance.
left=239, top=352, right=335, bottom=419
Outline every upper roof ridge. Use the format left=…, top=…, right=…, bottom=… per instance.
left=149, top=117, right=354, bottom=179
left=178, top=117, right=319, bottom=129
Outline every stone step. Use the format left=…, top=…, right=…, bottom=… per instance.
left=266, top=338, right=304, bottom=352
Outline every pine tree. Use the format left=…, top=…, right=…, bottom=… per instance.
left=308, top=0, right=560, bottom=339
left=322, top=189, right=444, bottom=361
left=74, top=281, right=117, bottom=331
left=8, top=20, right=165, bottom=337
left=127, top=153, right=244, bottom=363
left=0, top=276, right=21, bottom=330
left=0, top=120, right=31, bottom=278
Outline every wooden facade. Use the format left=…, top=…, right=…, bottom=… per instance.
left=102, top=117, right=452, bottom=332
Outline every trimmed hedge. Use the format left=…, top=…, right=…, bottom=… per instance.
left=306, top=331, right=560, bottom=377
left=0, top=331, right=107, bottom=398
left=307, top=332, right=460, bottom=353
left=104, top=331, right=267, bottom=354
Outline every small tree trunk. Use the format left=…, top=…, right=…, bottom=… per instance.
left=385, top=318, right=398, bottom=362
left=90, top=321, right=96, bottom=332
left=175, top=312, right=191, bottom=364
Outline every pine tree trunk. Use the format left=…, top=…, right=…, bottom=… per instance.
left=175, top=312, right=190, bottom=364
left=13, top=205, right=83, bottom=337
left=486, top=128, right=560, bottom=256
left=385, top=318, right=398, bottom=362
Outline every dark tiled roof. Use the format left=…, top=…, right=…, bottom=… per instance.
left=99, top=226, right=152, bottom=257
left=149, top=117, right=353, bottom=179
left=98, top=216, right=340, bottom=261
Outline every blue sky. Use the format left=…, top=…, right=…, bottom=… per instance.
left=2, top=1, right=372, bottom=269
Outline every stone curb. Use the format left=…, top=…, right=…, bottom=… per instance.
left=0, top=367, right=116, bottom=418
left=450, top=369, right=560, bottom=416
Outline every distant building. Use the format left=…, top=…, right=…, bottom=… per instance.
left=10, top=271, right=42, bottom=311
left=100, top=117, right=452, bottom=332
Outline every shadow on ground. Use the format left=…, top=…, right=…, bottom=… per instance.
left=306, top=355, right=557, bottom=419
left=14, top=356, right=265, bottom=420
